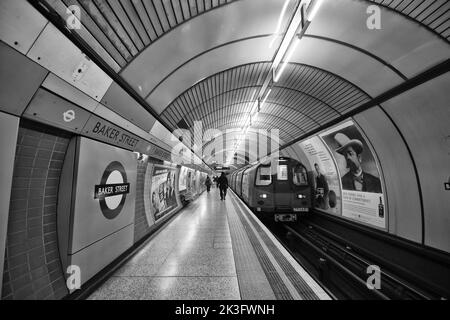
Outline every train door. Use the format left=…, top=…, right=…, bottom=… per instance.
left=291, top=163, right=310, bottom=211
left=242, top=168, right=251, bottom=202
left=273, top=158, right=292, bottom=211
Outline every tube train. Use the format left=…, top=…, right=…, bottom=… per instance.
left=229, top=157, right=312, bottom=222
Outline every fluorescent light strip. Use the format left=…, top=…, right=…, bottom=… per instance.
left=272, top=1, right=305, bottom=68
left=250, top=100, right=259, bottom=115
left=260, top=89, right=272, bottom=108
left=307, top=0, right=323, bottom=22
left=274, top=37, right=300, bottom=82
left=269, top=0, right=291, bottom=48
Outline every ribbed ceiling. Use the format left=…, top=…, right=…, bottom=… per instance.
left=371, top=0, right=450, bottom=41
left=59, top=0, right=237, bottom=69
left=39, top=0, right=450, bottom=165
left=51, top=0, right=449, bottom=72
left=160, top=62, right=371, bottom=146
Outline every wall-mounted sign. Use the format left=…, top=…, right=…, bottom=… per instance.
left=144, top=163, right=179, bottom=227
left=63, top=109, right=76, bottom=122
left=299, top=136, right=342, bottom=216
left=150, top=165, right=177, bottom=222
left=214, top=166, right=230, bottom=170
left=82, top=116, right=141, bottom=150
left=94, top=161, right=130, bottom=220
left=23, top=88, right=90, bottom=133
left=67, top=137, right=136, bottom=287
left=320, top=120, right=386, bottom=229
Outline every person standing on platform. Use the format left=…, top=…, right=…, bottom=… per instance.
left=314, top=163, right=329, bottom=209
left=218, top=172, right=229, bottom=201
left=215, top=176, right=220, bottom=188
left=205, top=176, right=212, bottom=193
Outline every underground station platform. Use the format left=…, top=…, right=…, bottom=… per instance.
left=88, top=188, right=331, bottom=301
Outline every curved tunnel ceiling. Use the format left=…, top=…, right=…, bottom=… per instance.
left=41, top=0, right=450, bottom=165
left=160, top=61, right=371, bottom=147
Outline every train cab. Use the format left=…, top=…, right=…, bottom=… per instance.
left=231, top=157, right=311, bottom=222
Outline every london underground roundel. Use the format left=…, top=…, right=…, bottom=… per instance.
left=94, top=161, right=130, bottom=219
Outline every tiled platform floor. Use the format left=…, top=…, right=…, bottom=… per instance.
left=88, top=188, right=330, bottom=300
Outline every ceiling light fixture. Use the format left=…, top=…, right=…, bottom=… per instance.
left=269, top=0, right=292, bottom=48
left=271, top=1, right=305, bottom=70
left=224, top=0, right=323, bottom=166
left=260, top=89, right=272, bottom=109
left=249, top=99, right=259, bottom=115
left=274, top=37, right=300, bottom=82
left=307, top=0, right=323, bottom=22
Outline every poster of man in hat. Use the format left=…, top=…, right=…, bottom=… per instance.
left=333, top=132, right=382, bottom=193
left=320, top=120, right=386, bottom=229
left=321, top=123, right=381, bottom=193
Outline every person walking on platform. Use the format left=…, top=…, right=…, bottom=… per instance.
left=205, top=176, right=212, bottom=193
left=218, top=172, right=228, bottom=201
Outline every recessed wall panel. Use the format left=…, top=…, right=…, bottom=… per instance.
left=100, top=82, right=156, bottom=132
left=0, top=112, right=19, bottom=296
left=42, top=73, right=100, bottom=113
left=0, top=42, right=47, bottom=115
left=354, top=106, right=422, bottom=243
left=382, top=73, right=450, bottom=252
left=0, top=0, right=47, bottom=54
left=27, top=23, right=113, bottom=102
left=23, top=88, right=91, bottom=133
left=67, top=138, right=136, bottom=285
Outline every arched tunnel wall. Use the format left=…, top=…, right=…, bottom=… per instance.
left=0, top=0, right=448, bottom=300
left=379, top=73, right=450, bottom=252
left=280, top=73, right=450, bottom=253
left=0, top=118, right=209, bottom=299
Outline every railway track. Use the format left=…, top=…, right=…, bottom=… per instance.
left=257, top=213, right=448, bottom=300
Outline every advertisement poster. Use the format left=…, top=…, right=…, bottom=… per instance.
left=150, top=165, right=177, bottom=221
left=320, top=121, right=386, bottom=228
left=299, top=136, right=342, bottom=216
left=187, top=169, right=195, bottom=194
left=179, top=166, right=188, bottom=191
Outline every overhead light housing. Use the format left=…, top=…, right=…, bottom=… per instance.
left=307, top=0, right=323, bottom=22
left=274, top=37, right=300, bottom=82
left=269, top=0, right=292, bottom=48
left=260, top=89, right=272, bottom=109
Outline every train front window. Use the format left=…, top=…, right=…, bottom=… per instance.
left=256, top=166, right=271, bottom=186
left=293, top=165, right=308, bottom=186
left=277, top=164, right=288, bottom=181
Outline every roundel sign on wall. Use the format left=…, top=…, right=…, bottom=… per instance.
left=94, top=161, right=130, bottom=219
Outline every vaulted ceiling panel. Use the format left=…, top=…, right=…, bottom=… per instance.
left=369, top=0, right=449, bottom=41
left=37, top=0, right=449, bottom=165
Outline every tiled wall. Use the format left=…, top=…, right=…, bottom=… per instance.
left=2, top=120, right=71, bottom=300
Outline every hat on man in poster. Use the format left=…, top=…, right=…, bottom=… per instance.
left=334, top=133, right=364, bottom=155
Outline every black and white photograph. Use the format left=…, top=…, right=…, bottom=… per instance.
left=320, top=121, right=386, bottom=228
left=0, top=0, right=448, bottom=313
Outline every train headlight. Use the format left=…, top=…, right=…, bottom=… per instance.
left=297, top=194, right=306, bottom=199
left=259, top=194, right=267, bottom=199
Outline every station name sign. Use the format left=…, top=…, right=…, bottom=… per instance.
left=94, top=183, right=130, bottom=200
left=215, top=166, right=230, bottom=170
left=83, top=116, right=140, bottom=150
left=83, top=116, right=173, bottom=163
